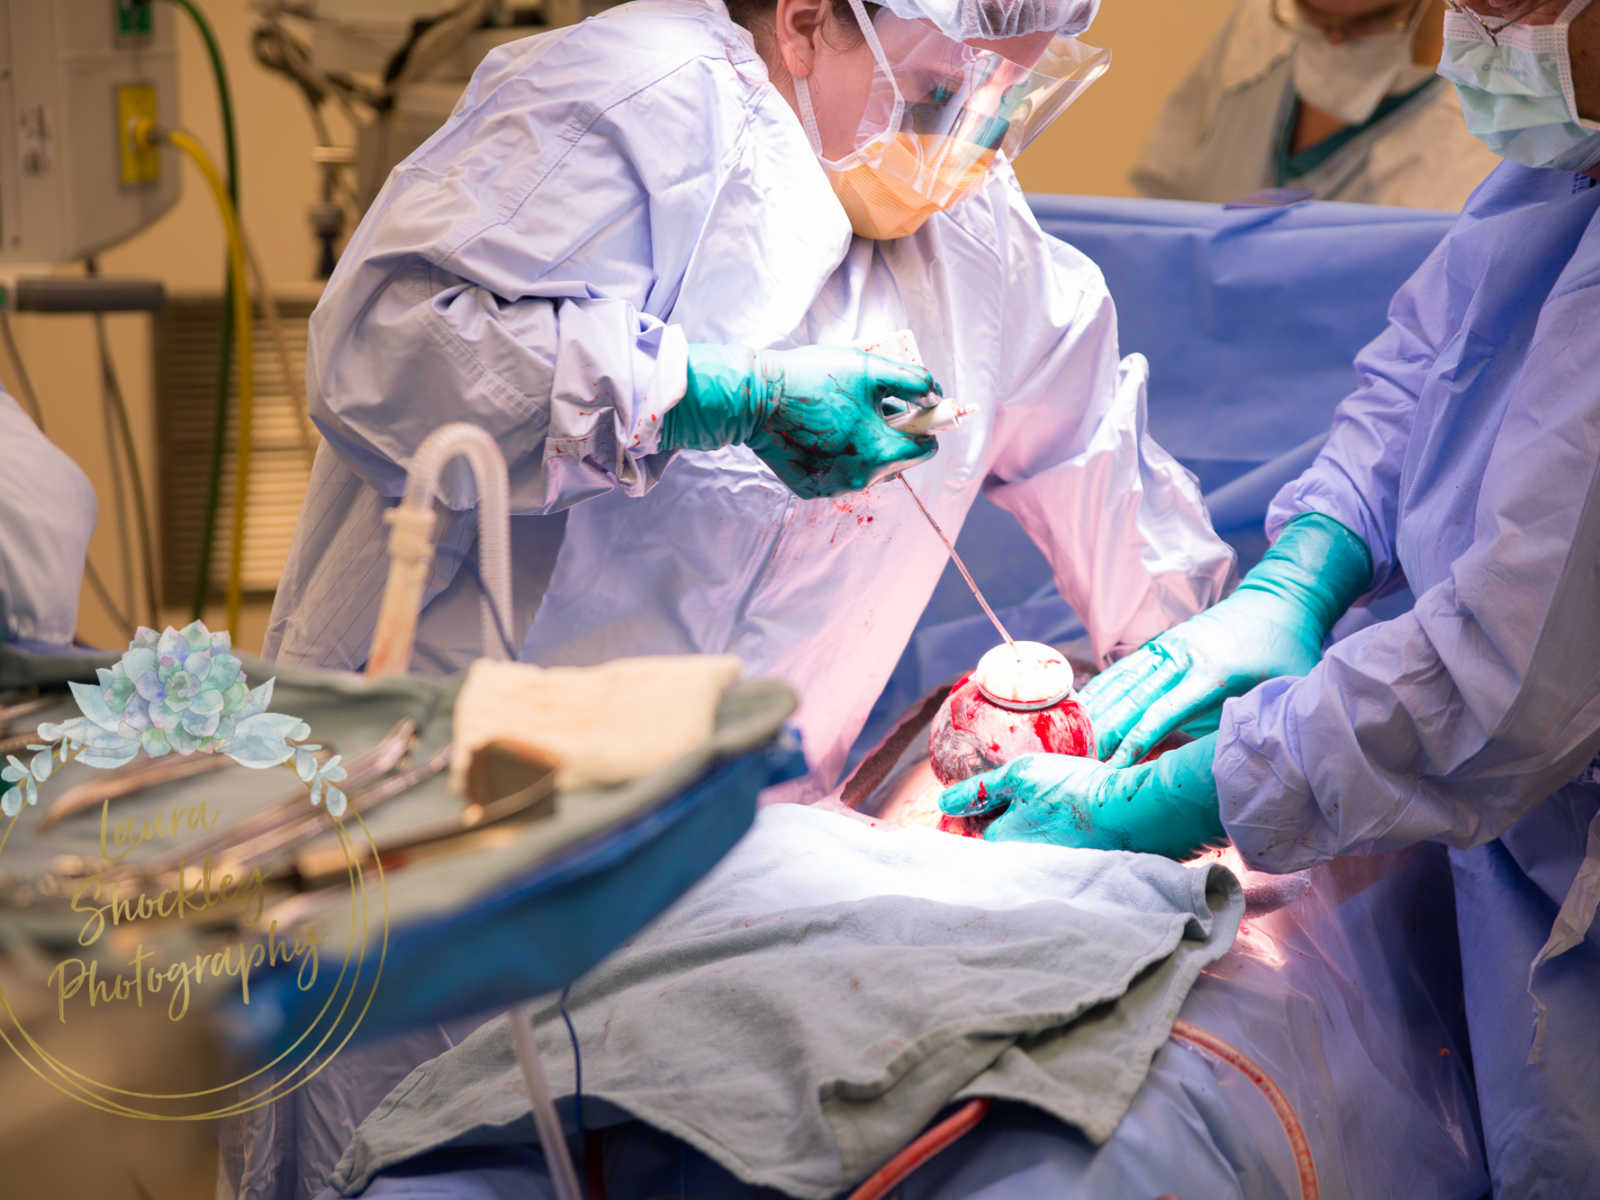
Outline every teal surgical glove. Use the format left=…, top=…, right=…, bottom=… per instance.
left=1081, top=512, right=1373, bottom=767
left=662, top=343, right=939, bottom=499
left=938, top=734, right=1224, bottom=858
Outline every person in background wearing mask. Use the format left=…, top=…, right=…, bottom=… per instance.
left=944, top=0, right=1600, bottom=1189
left=1132, top=0, right=1501, bottom=207
left=264, top=0, right=1235, bottom=806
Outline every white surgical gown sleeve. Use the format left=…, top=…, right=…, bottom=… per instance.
left=0, top=388, right=96, bottom=645
left=1217, top=270, right=1600, bottom=871
left=305, top=45, right=707, bottom=517
left=980, top=182, right=1236, bottom=665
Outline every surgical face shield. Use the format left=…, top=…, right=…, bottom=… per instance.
left=795, top=2, right=1110, bottom=239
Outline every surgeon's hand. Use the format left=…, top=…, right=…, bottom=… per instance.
left=663, top=343, right=939, bottom=498
left=938, top=735, right=1224, bottom=858
left=1080, top=513, right=1373, bottom=768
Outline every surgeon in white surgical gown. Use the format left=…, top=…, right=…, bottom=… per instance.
left=264, top=0, right=1234, bottom=802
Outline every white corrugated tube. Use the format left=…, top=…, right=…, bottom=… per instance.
left=366, top=422, right=514, bottom=677
left=366, top=426, right=580, bottom=1198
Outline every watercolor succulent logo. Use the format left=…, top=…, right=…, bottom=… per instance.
left=0, top=621, right=388, bottom=1123
left=1, top=622, right=348, bottom=817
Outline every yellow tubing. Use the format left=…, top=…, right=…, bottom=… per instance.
left=135, top=120, right=254, bottom=633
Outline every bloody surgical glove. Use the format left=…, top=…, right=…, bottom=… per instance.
left=1080, top=512, right=1373, bottom=768
left=939, top=734, right=1224, bottom=858
left=662, top=344, right=940, bottom=498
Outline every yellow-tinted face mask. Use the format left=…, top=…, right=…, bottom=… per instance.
left=791, top=2, right=1110, bottom=241
left=826, top=134, right=996, bottom=240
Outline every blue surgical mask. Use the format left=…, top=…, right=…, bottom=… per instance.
left=1438, top=0, right=1600, bottom=172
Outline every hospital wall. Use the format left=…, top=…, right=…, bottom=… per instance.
left=6, top=0, right=1237, bottom=657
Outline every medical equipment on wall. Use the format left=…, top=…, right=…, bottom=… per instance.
left=0, top=0, right=180, bottom=263
left=0, top=0, right=182, bottom=644
left=249, top=0, right=625, bottom=271
left=0, top=0, right=311, bottom=644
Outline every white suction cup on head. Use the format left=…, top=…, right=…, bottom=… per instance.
left=974, top=640, right=1074, bottom=711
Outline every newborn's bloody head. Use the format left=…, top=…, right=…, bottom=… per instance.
left=929, top=673, right=1095, bottom=784
left=928, top=643, right=1095, bottom=837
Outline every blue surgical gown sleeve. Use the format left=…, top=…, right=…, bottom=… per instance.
left=302, top=36, right=745, bottom=516
left=0, top=388, right=96, bottom=645
left=1261, top=234, right=1457, bottom=597
left=1216, top=237, right=1600, bottom=870
left=979, top=177, right=1237, bottom=664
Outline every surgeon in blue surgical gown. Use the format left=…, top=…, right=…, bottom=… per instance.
left=263, top=0, right=1234, bottom=804
left=941, top=0, right=1600, bottom=1189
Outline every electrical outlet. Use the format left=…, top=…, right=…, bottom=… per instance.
left=116, top=85, right=160, bottom=185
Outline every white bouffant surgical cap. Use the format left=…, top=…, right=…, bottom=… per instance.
left=874, top=0, right=1099, bottom=40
